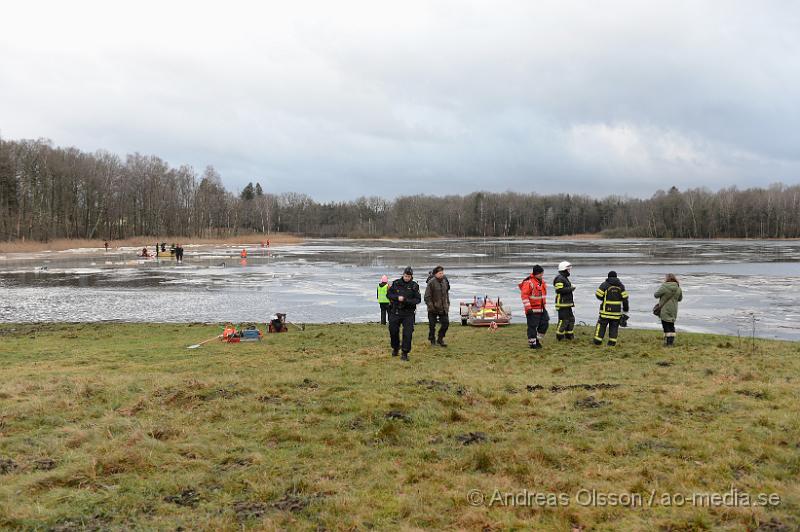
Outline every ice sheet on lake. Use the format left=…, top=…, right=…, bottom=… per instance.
left=1, top=238, right=799, bottom=340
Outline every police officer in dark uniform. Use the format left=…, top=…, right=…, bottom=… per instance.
left=387, top=266, right=422, bottom=361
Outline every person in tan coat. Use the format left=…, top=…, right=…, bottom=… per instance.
left=424, top=265, right=450, bottom=347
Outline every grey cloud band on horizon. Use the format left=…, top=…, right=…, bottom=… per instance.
left=1, top=0, right=798, bottom=200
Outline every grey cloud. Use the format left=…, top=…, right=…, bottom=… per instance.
left=1, top=0, right=798, bottom=200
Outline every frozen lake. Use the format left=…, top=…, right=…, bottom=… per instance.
left=1, top=238, right=799, bottom=340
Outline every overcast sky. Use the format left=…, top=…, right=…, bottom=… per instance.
left=1, top=1, right=798, bottom=200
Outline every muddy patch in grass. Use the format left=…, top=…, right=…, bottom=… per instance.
left=152, top=384, right=199, bottom=406
left=297, top=378, right=319, bottom=389
left=0, top=457, right=18, bottom=474
left=148, top=427, right=180, bottom=441
left=588, top=420, right=611, bottom=431
left=272, top=493, right=308, bottom=513
left=574, top=396, right=610, bottom=409
left=257, top=393, right=283, bottom=403
left=234, top=501, right=269, bottom=521
left=164, top=488, right=200, bottom=507
left=33, top=458, right=56, bottom=471
left=271, top=488, right=325, bottom=513
left=527, top=383, right=620, bottom=393
left=633, top=439, right=679, bottom=455
left=344, top=416, right=366, bottom=430
left=752, top=517, right=793, bottom=532
left=0, top=325, right=46, bottom=338
left=118, top=398, right=147, bottom=417
left=49, top=515, right=110, bottom=532
left=416, top=379, right=467, bottom=396
left=153, top=382, right=246, bottom=405
left=736, top=389, right=768, bottom=400
left=219, top=456, right=254, bottom=470
left=385, top=410, right=412, bottom=422
left=656, top=361, right=674, bottom=367
left=205, top=387, right=245, bottom=400
left=455, top=432, right=488, bottom=445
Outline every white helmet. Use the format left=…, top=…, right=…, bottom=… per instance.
left=558, top=261, right=572, bottom=272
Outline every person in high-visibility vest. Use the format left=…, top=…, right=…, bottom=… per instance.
left=377, top=275, right=390, bottom=325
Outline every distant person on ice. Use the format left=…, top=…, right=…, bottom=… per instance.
left=519, top=264, right=548, bottom=349
left=376, top=275, right=390, bottom=325
left=424, top=265, right=450, bottom=347
left=175, top=243, right=184, bottom=263
left=654, top=273, right=683, bottom=347
left=593, top=271, right=629, bottom=347
left=386, top=266, right=421, bottom=361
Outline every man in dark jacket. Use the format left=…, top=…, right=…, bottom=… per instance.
left=593, top=271, right=629, bottom=347
left=387, top=266, right=422, bottom=361
left=424, top=265, right=450, bottom=347
left=553, top=261, right=576, bottom=341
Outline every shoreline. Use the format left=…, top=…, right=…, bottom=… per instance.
left=5, top=234, right=800, bottom=254
left=0, top=322, right=794, bottom=344
left=0, top=233, right=303, bottom=255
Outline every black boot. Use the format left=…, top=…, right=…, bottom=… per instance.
left=666, top=336, right=675, bottom=347
left=400, top=352, right=409, bottom=361
left=430, top=339, right=436, bottom=347
left=392, top=348, right=398, bottom=357
left=437, top=338, right=447, bottom=347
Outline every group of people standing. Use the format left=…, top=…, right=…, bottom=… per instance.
left=377, top=262, right=684, bottom=360
left=376, top=266, right=451, bottom=361
left=137, top=243, right=184, bottom=262
left=519, top=263, right=634, bottom=348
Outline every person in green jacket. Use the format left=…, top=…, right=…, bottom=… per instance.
left=654, top=273, right=683, bottom=347
left=377, top=275, right=390, bottom=325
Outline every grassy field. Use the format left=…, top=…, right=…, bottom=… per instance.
left=0, top=323, right=798, bottom=531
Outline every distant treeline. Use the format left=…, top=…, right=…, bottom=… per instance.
left=1, top=137, right=799, bottom=241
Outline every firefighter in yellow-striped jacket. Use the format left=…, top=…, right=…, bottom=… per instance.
left=593, top=271, right=629, bottom=347
left=553, top=261, right=576, bottom=341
